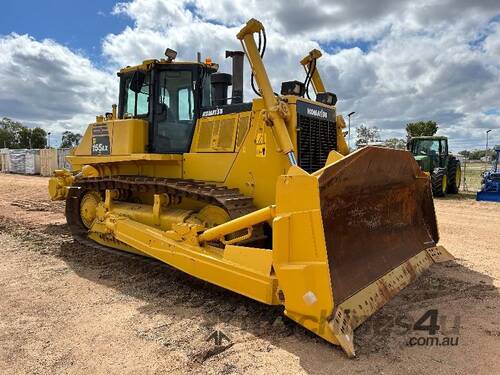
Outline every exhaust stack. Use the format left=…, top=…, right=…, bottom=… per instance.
left=226, top=50, right=245, bottom=104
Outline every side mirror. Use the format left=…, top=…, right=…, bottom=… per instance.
left=155, top=103, right=167, bottom=115
left=130, top=70, right=146, bottom=93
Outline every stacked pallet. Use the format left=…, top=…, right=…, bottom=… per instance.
left=8, top=150, right=26, bottom=174
left=6, top=149, right=41, bottom=175
left=40, top=148, right=58, bottom=176
left=57, top=148, right=71, bottom=170
left=40, top=148, right=71, bottom=175
left=25, top=149, right=41, bottom=174
left=0, top=149, right=9, bottom=172
left=2, top=148, right=71, bottom=175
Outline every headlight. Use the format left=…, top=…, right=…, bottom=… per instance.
left=281, top=80, right=305, bottom=96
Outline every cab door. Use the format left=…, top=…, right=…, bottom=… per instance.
left=439, top=139, right=448, bottom=168
left=151, top=67, right=199, bottom=154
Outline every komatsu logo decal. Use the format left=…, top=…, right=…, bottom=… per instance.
left=306, top=107, right=328, bottom=119
left=297, top=101, right=334, bottom=121
left=202, top=108, right=223, bottom=117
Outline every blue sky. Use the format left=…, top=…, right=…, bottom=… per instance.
left=0, top=1, right=131, bottom=64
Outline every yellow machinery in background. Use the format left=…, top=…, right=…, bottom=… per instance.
left=49, top=19, right=453, bottom=357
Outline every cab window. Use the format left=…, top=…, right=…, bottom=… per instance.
left=201, top=72, right=212, bottom=107
left=440, top=139, right=448, bottom=155
left=123, top=73, right=150, bottom=116
left=178, top=87, right=194, bottom=121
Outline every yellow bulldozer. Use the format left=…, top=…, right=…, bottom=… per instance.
left=49, top=19, right=453, bottom=356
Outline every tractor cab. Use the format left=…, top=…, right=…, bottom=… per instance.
left=408, top=136, right=461, bottom=196
left=408, top=136, right=449, bottom=172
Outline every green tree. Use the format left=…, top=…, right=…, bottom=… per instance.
left=405, top=121, right=438, bottom=140
left=0, top=118, right=47, bottom=149
left=356, top=125, right=381, bottom=148
left=60, top=131, right=82, bottom=148
left=18, top=127, right=32, bottom=148
left=0, top=117, right=25, bottom=148
left=31, top=127, right=47, bottom=148
left=468, top=149, right=495, bottom=160
left=458, top=150, right=471, bottom=158
left=384, top=138, right=407, bottom=150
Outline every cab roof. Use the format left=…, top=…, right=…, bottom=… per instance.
left=411, top=136, right=448, bottom=140
left=118, top=59, right=219, bottom=75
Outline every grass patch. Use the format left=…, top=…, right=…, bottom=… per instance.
left=461, top=161, right=490, bottom=192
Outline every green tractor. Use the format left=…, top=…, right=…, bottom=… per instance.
left=408, top=136, right=461, bottom=197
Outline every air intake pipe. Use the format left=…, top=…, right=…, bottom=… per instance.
left=211, top=73, right=232, bottom=106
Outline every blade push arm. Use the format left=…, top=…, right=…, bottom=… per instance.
left=300, top=49, right=326, bottom=94
left=237, top=19, right=297, bottom=165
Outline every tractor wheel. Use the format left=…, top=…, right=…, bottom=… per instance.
left=447, top=157, right=461, bottom=194
left=431, top=168, right=447, bottom=197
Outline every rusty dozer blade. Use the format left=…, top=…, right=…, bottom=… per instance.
left=273, top=146, right=453, bottom=357
left=318, top=146, right=439, bottom=306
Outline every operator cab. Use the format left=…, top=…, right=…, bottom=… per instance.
left=408, top=136, right=448, bottom=169
left=118, top=57, right=217, bottom=153
left=117, top=49, right=249, bottom=154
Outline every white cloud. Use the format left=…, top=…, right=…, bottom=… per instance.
left=112, top=0, right=194, bottom=30
left=0, top=33, right=117, bottom=138
left=483, top=22, right=500, bottom=56
left=1, top=0, right=500, bottom=150
left=103, top=0, right=500, bottom=149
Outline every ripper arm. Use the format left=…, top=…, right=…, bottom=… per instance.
left=237, top=19, right=297, bottom=165
left=300, top=49, right=326, bottom=94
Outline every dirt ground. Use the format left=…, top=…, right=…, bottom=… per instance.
left=0, top=174, right=498, bottom=375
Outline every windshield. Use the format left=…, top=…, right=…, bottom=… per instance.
left=155, top=70, right=195, bottom=153
left=412, top=140, right=439, bottom=156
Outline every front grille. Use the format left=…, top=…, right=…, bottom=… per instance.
left=297, top=114, right=337, bottom=173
